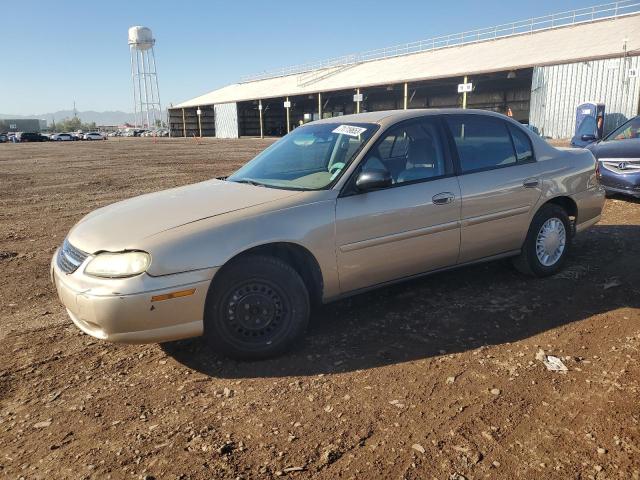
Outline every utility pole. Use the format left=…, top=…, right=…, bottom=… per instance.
left=462, top=75, right=468, bottom=109
left=403, top=83, right=408, bottom=110
left=285, top=96, right=291, bottom=133
left=258, top=99, right=264, bottom=139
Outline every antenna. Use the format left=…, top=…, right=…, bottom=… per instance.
left=73, top=101, right=78, bottom=119
left=128, top=26, right=163, bottom=128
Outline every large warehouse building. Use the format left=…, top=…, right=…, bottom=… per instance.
left=169, top=2, right=640, bottom=140
left=0, top=119, right=42, bottom=133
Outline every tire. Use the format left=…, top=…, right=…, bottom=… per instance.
left=204, top=255, right=310, bottom=360
left=512, top=204, right=572, bottom=277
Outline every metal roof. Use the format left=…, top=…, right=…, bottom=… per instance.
left=175, top=10, right=640, bottom=109
left=311, top=108, right=530, bottom=126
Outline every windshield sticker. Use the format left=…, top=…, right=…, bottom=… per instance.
left=332, top=125, right=367, bottom=137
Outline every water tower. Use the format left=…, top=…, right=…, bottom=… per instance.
left=128, top=26, right=162, bottom=128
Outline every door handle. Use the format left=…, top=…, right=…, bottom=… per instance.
left=523, top=178, right=539, bottom=188
left=432, top=192, right=455, bottom=205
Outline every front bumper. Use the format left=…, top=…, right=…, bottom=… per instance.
left=51, top=249, right=217, bottom=343
left=600, top=165, right=640, bottom=197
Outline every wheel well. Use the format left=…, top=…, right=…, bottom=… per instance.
left=545, top=196, right=577, bottom=218
left=224, top=243, right=324, bottom=305
left=543, top=196, right=578, bottom=230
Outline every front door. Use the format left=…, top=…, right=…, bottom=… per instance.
left=335, top=117, right=461, bottom=293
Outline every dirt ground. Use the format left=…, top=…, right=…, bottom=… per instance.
left=1, top=137, right=639, bottom=480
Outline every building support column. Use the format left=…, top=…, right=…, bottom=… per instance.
left=285, top=96, right=291, bottom=134
left=317, top=93, right=323, bottom=119
left=403, top=82, right=408, bottom=110
left=181, top=108, right=186, bottom=138
left=258, top=99, right=264, bottom=139
left=462, top=75, right=468, bottom=109
left=356, top=88, right=361, bottom=113
left=197, top=107, right=202, bottom=137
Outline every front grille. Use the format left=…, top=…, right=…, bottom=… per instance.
left=601, top=159, right=640, bottom=175
left=56, top=239, right=89, bottom=274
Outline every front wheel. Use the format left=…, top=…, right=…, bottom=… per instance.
left=512, top=204, right=572, bottom=277
left=204, top=255, right=310, bottom=360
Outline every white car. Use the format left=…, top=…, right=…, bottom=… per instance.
left=83, top=132, right=106, bottom=141
left=51, top=133, right=75, bottom=141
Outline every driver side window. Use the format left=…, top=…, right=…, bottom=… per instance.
left=360, top=118, right=451, bottom=185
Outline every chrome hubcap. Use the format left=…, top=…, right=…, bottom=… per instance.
left=535, top=218, right=566, bottom=266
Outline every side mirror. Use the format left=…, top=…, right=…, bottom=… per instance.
left=355, top=169, right=393, bottom=191
left=581, top=133, right=597, bottom=142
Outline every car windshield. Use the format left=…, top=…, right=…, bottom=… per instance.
left=227, top=122, right=377, bottom=190
left=604, top=117, right=640, bottom=142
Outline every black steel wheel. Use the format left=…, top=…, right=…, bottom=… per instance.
left=204, top=255, right=310, bottom=360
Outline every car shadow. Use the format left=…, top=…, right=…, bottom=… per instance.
left=162, top=224, right=640, bottom=378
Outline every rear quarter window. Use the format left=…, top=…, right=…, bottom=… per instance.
left=509, top=125, right=534, bottom=163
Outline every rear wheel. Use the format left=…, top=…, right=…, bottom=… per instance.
left=204, top=255, right=310, bottom=360
left=512, top=204, right=571, bottom=277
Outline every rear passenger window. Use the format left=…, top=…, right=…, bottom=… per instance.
left=509, top=125, right=534, bottom=163
left=446, top=116, right=516, bottom=173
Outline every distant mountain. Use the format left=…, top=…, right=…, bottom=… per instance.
left=0, top=110, right=163, bottom=126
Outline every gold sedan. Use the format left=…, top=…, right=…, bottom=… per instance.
left=52, top=109, right=604, bottom=359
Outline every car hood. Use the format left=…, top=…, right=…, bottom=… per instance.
left=590, top=139, right=640, bottom=159
left=67, top=179, right=301, bottom=253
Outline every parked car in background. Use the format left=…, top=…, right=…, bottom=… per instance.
left=51, top=133, right=75, bottom=141
left=83, top=132, right=106, bottom=140
left=147, top=128, right=169, bottom=137
left=0, top=133, right=8, bottom=143
left=587, top=115, right=640, bottom=198
left=52, top=109, right=605, bottom=360
left=16, top=132, right=48, bottom=142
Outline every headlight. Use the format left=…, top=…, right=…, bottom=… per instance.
left=84, top=251, right=151, bottom=278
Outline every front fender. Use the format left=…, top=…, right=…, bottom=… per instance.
left=142, top=195, right=341, bottom=299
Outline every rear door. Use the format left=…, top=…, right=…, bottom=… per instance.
left=335, top=117, right=461, bottom=293
left=445, top=114, right=543, bottom=263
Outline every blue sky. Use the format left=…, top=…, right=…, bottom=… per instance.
left=2, top=0, right=591, bottom=115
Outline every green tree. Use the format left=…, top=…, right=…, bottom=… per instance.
left=56, top=118, right=98, bottom=132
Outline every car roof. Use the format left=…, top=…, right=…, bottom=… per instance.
left=311, top=108, right=516, bottom=128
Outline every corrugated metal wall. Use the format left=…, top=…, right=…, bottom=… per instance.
left=214, top=103, right=239, bottom=138
left=530, top=56, right=640, bottom=139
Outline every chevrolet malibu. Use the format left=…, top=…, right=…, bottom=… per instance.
left=52, top=109, right=605, bottom=359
